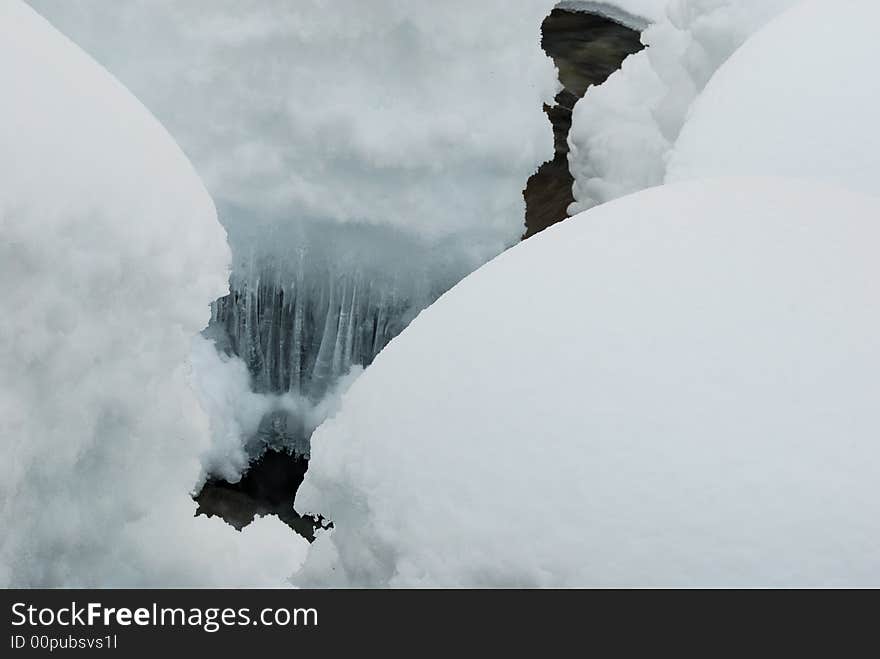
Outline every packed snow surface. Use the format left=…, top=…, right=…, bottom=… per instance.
left=0, top=1, right=306, bottom=586
left=567, top=0, right=801, bottom=213
left=667, top=0, right=880, bottom=196
left=296, top=178, right=880, bottom=587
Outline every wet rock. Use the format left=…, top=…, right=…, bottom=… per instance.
left=523, top=8, right=643, bottom=238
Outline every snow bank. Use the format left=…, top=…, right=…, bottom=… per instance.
left=567, top=0, right=800, bottom=213
left=0, top=1, right=306, bottom=586
left=667, top=0, right=880, bottom=196
left=296, top=178, right=880, bottom=587
left=27, top=0, right=559, bottom=248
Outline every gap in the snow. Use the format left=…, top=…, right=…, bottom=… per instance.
left=196, top=449, right=331, bottom=541
left=523, top=7, right=643, bottom=239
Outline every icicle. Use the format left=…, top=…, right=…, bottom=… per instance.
left=342, top=276, right=358, bottom=370
left=330, top=276, right=350, bottom=380
left=311, top=275, right=341, bottom=395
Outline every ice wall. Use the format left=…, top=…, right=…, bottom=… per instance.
left=206, top=220, right=486, bottom=400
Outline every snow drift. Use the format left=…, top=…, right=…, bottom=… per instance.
left=0, top=1, right=306, bottom=587
left=667, top=0, right=880, bottom=196
left=296, top=178, right=880, bottom=587
left=567, top=0, right=800, bottom=213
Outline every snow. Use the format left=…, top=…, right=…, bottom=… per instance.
left=9, top=0, right=877, bottom=588
left=191, top=336, right=362, bottom=483
left=0, top=1, right=306, bottom=587
left=296, top=178, right=880, bottom=587
left=557, top=1, right=667, bottom=28
left=26, top=1, right=564, bottom=482
left=26, top=0, right=559, bottom=247
left=567, top=0, right=800, bottom=214
left=667, top=0, right=880, bottom=197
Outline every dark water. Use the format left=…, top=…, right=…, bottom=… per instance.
left=195, top=449, right=330, bottom=541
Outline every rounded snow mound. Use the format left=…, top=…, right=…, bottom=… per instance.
left=296, top=177, right=880, bottom=587
left=566, top=0, right=799, bottom=214
left=667, top=0, right=880, bottom=195
left=0, top=2, right=305, bottom=586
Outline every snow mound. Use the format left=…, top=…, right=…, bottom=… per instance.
left=567, top=0, right=799, bottom=214
left=667, top=0, right=880, bottom=196
left=0, top=1, right=305, bottom=586
left=296, top=178, right=880, bottom=587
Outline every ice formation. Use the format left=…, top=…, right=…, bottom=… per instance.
left=296, top=178, right=880, bottom=587
left=567, top=0, right=801, bottom=213
left=28, top=0, right=562, bottom=479
left=667, top=0, right=880, bottom=197
left=0, top=1, right=307, bottom=586
left=206, top=221, right=485, bottom=401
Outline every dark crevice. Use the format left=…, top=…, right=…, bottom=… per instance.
left=195, top=450, right=331, bottom=542
left=523, top=8, right=644, bottom=239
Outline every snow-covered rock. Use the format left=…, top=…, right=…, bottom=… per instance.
left=667, top=0, right=880, bottom=196
left=567, top=0, right=800, bottom=214
left=296, top=178, right=880, bottom=587
left=558, top=1, right=667, bottom=29
left=0, top=1, right=306, bottom=586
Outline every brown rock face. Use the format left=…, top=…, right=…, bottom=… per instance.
left=523, top=9, right=644, bottom=239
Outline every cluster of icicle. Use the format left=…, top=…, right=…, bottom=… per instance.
left=208, top=266, right=419, bottom=400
